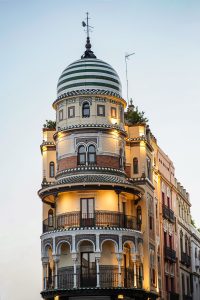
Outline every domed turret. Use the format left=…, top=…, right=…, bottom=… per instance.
left=57, top=58, right=122, bottom=98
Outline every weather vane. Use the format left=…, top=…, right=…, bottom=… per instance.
left=81, top=12, right=96, bottom=59
left=82, top=12, right=93, bottom=39
left=125, top=52, right=135, bottom=105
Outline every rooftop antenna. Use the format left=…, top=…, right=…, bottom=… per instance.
left=81, top=12, right=96, bottom=58
left=125, top=52, right=135, bottom=105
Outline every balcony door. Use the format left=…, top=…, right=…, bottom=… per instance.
left=81, top=252, right=96, bottom=287
left=80, top=198, right=94, bottom=227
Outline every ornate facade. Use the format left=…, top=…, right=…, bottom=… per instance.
left=38, top=28, right=197, bottom=300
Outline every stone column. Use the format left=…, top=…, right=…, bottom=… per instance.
left=136, top=263, right=140, bottom=288
left=133, top=260, right=137, bottom=287
left=117, top=253, right=123, bottom=287
left=72, top=253, right=78, bottom=288
left=42, top=257, right=49, bottom=290
left=53, top=255, right=60, bottom=289
left=95, top=253, right=101, bottom=288
left=96, top=234, right=100, bottom=252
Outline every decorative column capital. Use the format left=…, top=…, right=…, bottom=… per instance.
left=41, top=256, right=49, bottom=265
left=52, top=254, right=60, bottom=263
left=72, top=253, right=78, bottom=261
left=131, top=253, right=137, bottom=262
left=116, top=253, right=123, bottom=262
left=95, top=252, right=101, bottom=261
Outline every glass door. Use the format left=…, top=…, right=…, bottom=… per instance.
left=81, top=252, right=96, bottom=287
left=80, top=198, right=94, bottom=227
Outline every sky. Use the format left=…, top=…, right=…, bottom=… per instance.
left=0, top=0, right=200, bottom=299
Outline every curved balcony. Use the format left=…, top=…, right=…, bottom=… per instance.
left=43, top=211, right=140, bottom=233
left=43, top=267, right=143, bottom=290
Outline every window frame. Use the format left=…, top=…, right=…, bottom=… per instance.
left=137, top=206, right=142, bottom=230
left=133, top=157, right=139, bottom=174
left=111, top=107, right=117, bottom=118
left=88, top=144, right=96, bottom=165
left=49, top=161, right=55, bottom=178
left=48, top=209, right=54, bottom=227
left=146, top=156, right=152, bottom=180
left=78, top=145, right=86, bottom=165
left=82, top=102, right=90, bottom=118
left=59, top=109, right=63, bottom=121
left=68, top=106, right=75, bottom=118
left=97, top=104, right=105, bottom=116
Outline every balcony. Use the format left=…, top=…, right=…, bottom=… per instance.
left=43, top=211, right=139, bottom=233
left=181, top=252, right=191, bottom=267
left=43, top=267, right=142, bottom=290
left=162, top=205, right=175, bottom=223
left=169, top=292, right=179, bottom=300
left=164, top=246, right=176, bottom=262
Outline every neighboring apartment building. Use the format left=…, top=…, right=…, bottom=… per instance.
left=177, top=183, right=192, bottom=300
left=191, top=226, right=200, bottom=300
left=152, top=144, right=180, bottom=300
left=38, top=29, right=196, bottom=300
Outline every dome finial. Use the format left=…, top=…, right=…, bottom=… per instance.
left=81, top=12, right=96, bottom=59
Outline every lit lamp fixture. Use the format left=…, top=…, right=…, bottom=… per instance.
left=54, top=296, right=59, bottom=300
left=118, top=295, right=124, bottom=299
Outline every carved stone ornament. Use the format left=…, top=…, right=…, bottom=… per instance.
left=168, top=223, right=173, bottom=235
left=163, top=219, right=168, bottom=232
left=79, top=97, right=92, bottom=106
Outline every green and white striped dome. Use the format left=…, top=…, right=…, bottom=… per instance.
left=57, top=58, right=122, bottom=98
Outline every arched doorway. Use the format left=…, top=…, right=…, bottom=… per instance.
left=57, top=242, right=73, bottom=289
left=122, top=242, right=134, bottom=288
left=78, top=240, right=96, bottom=287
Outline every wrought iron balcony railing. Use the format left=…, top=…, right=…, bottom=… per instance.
left=43, top=267, right=143, bottom=290
left=162, top=205, right=175, bottom=223
left=181, top=252, right=191, bottom=267
left=164, top=246, right=176, bottom=262
left=43, top=211, right=139, bottom=233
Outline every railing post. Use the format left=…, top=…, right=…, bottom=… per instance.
left=53, top=254, right=60, bottom=289
left=72, top=253, right=77, bottom=288
left=117, top=253, right=123, bottom=287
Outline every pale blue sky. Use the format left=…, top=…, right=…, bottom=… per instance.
left=0, top=1, right=200, bottom=299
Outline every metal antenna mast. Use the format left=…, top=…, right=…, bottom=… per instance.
left=125, top=52, right=135, bottom=105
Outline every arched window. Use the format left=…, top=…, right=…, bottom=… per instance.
left=48, top=209, right=54, bottom=227
left=133, top=157, right=139, bottom=174
left=78, top=145, right=86, bottom=165
left=137, top=206, right=142, bottom=230
left=146, top=157, right=151, bottom=180
left=82, top=102, right=90, bottom=118
left=179, top=202, right=181, bottom=217
left=88, top=145, right=96, bottom=165
left=49, top=161, right=55, bottom=178
left=185, top=235, right=188, bottom=255
left=119, top=148, right=123, bottom=168
left=180, top=231, right=183, bottom=253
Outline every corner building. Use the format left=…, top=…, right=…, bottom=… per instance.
left=39, top=39, right=158, bottom=300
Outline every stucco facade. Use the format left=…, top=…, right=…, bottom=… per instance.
left=38, top=29, right=196, bottom=300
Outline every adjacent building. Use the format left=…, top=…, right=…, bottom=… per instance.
left=191, top=226, right=200, bottom=300
left=38, top=29, right=198, bottom=300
